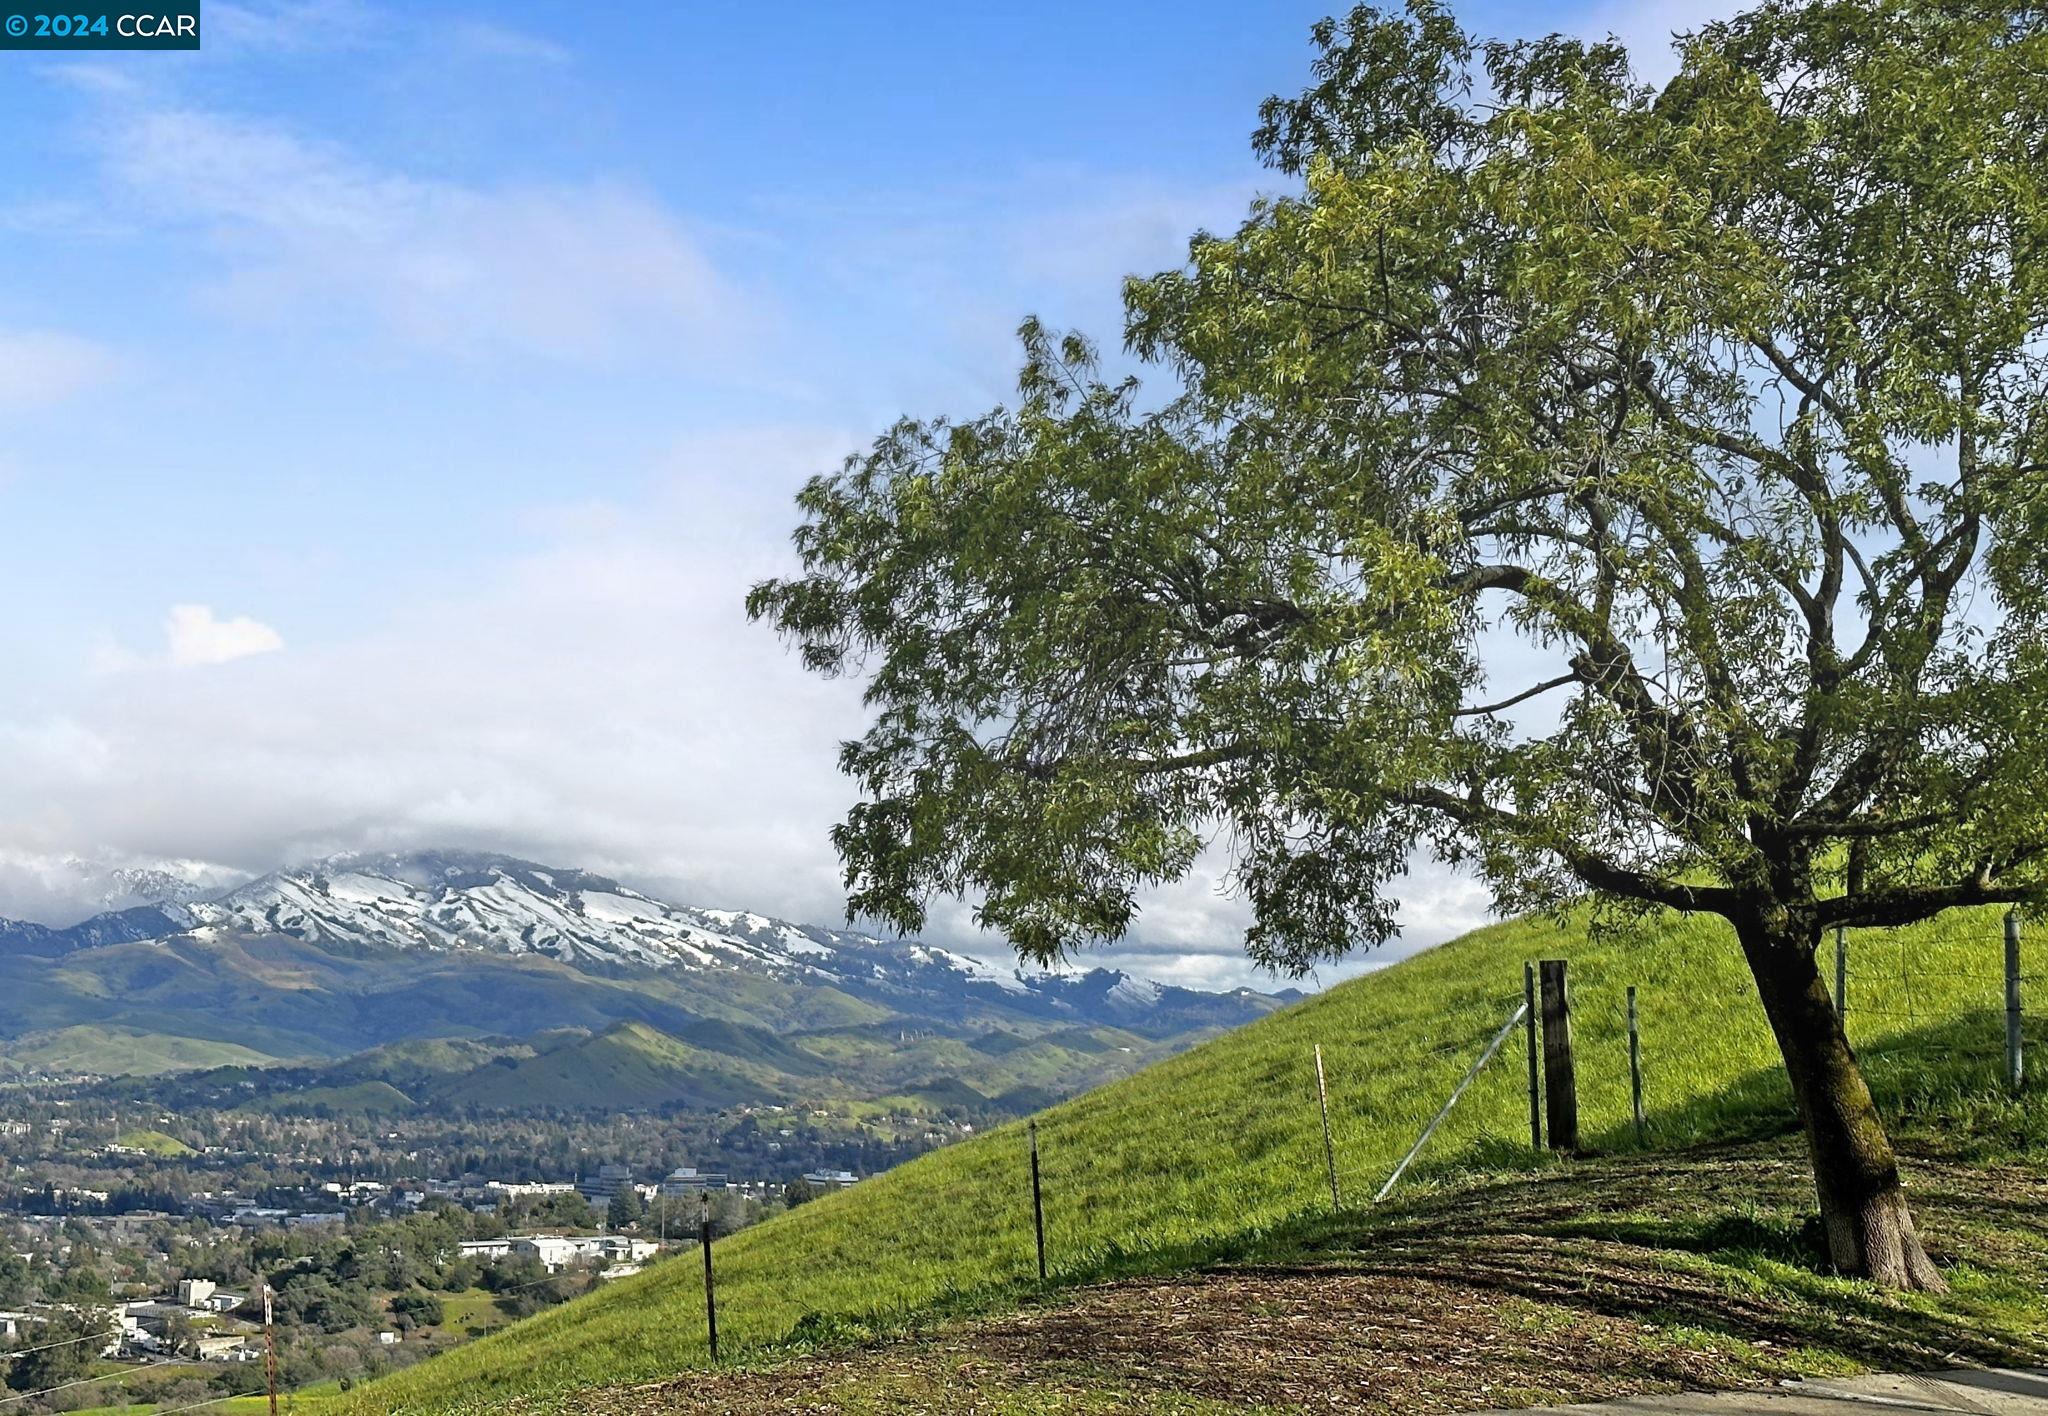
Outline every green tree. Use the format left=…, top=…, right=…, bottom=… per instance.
left=6, top=1305, right=102, bottom=1394
left=0, top=1254, right=28, bottom=1309
left=780, top=1179, right=816, bottom=1211
left=388, top=1290, right=443, bottom=1330
left=606, top=1187, right=643, bottom=1232
left=752, top=0, right=2048, bottom=1289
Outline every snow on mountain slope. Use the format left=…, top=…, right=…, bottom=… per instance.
left=1, top=849, right=1294, bottom=1032
left=185, top=852, right=834, bottom=975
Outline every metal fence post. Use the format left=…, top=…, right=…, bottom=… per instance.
left=1523, top=962, right=1542, bottom=1151
left=1028, top=1119, right=1047, bottom=1282
left=701, top=1195, right=719, bottom=1362
left=1313, top=1045, right=1341, bottom=1210
left=2007, top=910, right=2024, bottom=1091
left=1627, top=985, right=1645, bottom=1143
left=1377, top=999, right=1528, bottom=1202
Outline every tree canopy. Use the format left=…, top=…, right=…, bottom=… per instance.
left=753, top=0, right=2048, bottom=975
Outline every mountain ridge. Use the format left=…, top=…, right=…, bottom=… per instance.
left=0, top=849, right=1299, bottom=1095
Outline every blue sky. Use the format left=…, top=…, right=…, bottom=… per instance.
left=0, top=0, right=1727, bottom=985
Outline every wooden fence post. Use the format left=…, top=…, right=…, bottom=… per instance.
left=1028, top=1119, right=1047, bottom=1282
left=1523, top=963, right=1542, bottom=1151
left=1627, top=985, right=1645, bottom=1143
left=1313, top=1045, right=1342, bottom=1210
left=701, top=1196, right=719, bottom=1362
left=1539, top=959, right=1578, bottom=1153
left=2007, top=910, right=2024, bottom=1091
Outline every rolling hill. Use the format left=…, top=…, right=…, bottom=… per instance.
left=342, top=900, right=2044, bottom=1414
left=431, top=1020, right=791, bottom=1112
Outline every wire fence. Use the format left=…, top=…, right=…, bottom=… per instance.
left=8, top=917, right=2033, bottom=1399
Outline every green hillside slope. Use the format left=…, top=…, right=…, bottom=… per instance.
left=349, top=904, right=2042, bottom=1414
left=428, top=1020, right=795, bottom=1111
left=0, top=1025, right=284, bottom=1076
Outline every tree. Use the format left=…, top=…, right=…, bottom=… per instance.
left=606, top=1187, right=643, bottom=1232
left=7, top=1305, right=101, bottom=1394
left=751, top=0, right=2048, bottom=1289
left=389, top=1290, right=443, bottom=1330
left=780, top=1179, right=816, bottom=1210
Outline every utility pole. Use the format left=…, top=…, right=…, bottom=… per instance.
left=263, top=1283, right=279, bottom=1416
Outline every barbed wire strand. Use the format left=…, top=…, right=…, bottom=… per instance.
left=0, top=1328, right=120, bottom=1359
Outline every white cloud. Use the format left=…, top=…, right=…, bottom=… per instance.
left=0, top=330, right=119, bottom=409
left=0, top=428, right=1499, bottom=985
left=94, top=106, right=741, bottom=362
left=164, top=604, right=285, bottom=667
left=98, top=605, right=286, bottom=672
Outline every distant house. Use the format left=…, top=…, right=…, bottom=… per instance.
left=376, top=1330, right=401, bottom=1346
left=802, top=1169, right=859, bottom=1190
left=196, top=1334, right=255, bottom=1361
left=175, top=1278, right=216, bottom=1308
left=506, top=1234, right=659, bottom=1273
left=456, top=1238, right=515, bottom=1261
left=120, top=1301, right=189, bottom=1338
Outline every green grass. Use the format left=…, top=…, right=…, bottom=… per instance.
left=68, top=1382, right=342, bottom=1415
left=115, top=1126, right=196, bottom=1156
left=0, top=1026, right=282, bottom=1077
left=437, top=1287, right=511, bottom=1334
left=345, top=903, right=2043, bottom=1414
left=429, top=1020, right=787, bottom=1111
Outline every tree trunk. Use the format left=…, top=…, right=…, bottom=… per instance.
left=1737, top=921, right=1947, bottom=1291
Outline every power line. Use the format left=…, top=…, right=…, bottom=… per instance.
left=0, top=1327, right=119, bottom=1359
left=0, top=1365, right=125, bottom=1406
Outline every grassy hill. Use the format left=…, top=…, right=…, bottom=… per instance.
left=114, top=1127, right=195, bottom=1156
left=347, top=903, right=2043, bottom=1414
left=429, top=1020, right=794, bottom=1111
left=0, top=1025, right=283, bottom=1076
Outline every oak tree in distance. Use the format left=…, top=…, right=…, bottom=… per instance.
left=752, top=0, right=2048, bottom=1288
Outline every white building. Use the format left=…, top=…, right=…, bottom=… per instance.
left=802, top=1169, right=859, bottom=1190
left=509, top=1235, right=659, bottom=1273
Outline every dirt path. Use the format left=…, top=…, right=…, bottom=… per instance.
left=1489, top=1368, right=2048, bottom=1413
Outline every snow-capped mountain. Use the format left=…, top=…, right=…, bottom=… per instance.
left=178, top=851, right=836, bottom=974
left=0, top=850, right=1296, bottom=1049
